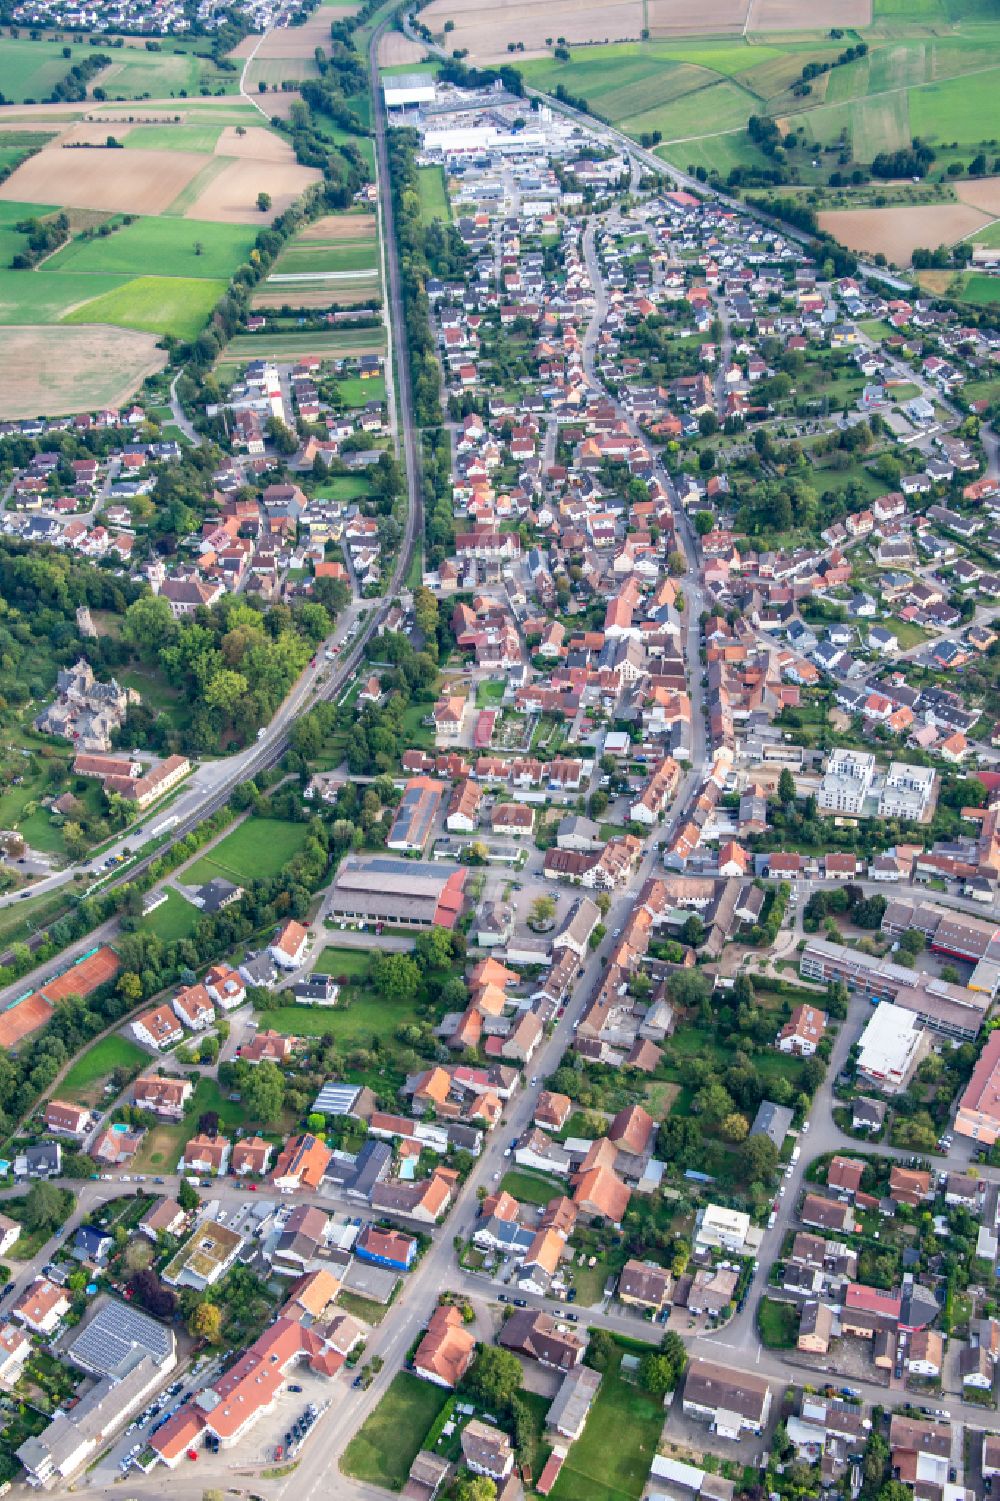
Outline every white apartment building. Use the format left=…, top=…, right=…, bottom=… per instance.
left=817, top=749, right=876, bottom=815
left=878, top=762, right=935, bottom=821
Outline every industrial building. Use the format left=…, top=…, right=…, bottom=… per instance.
left=382, top=72, right=436, bottom=109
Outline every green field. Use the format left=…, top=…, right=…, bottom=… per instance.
left=0, top=38, right=88, bottom=103
left=123, top=123, right=224, bottom=152
left=246, top=56, right=322, bottom=90
left=139, top=889, right=202, bottom=943
left=520, top=22, right=1000, bottom=174
left=61, top=274, right=225, bottom=337
left=341, top=1373, right=449, bottom=1490
left=549, top=1340, right=662, bottom=1501
left=312, top=946, right=371, bottom=979
left=0, top=268, right=131, bottom=325
left=92, top=49, right=239, bottom=100
left=60, top=1034, right=149, bottom=1102
left=273, top=240, right=378, bottom=275
left=44, top=216, right=254, bottom=281
left=416, top=165, right=450, bottom=224
left=183, top=817, right=310, bottom=886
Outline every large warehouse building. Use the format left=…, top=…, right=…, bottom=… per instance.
left=328, top=856, right=467, bottom=929
left=383, top=72, right=436, bottom=109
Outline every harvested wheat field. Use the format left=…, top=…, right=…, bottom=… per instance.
left=216, top=124, right=298, bottom=161
left=185, top=155, right=321, bottom=222
left=255, top=7, right=356, bottom=56
left=820, top=203, right=991, bottom=265
left=0, top=144, right=204, bottom=213
left=956, top=177, right=1000, bottom=217
left=751, top=0, right=870, bottom=27
left=256, top=91, right=305, bottom=120
left=422, top=0, right=642, bottom=59
left=227, top=33, right=261, bottom=58
left=0, top=325, right=166, bottom=419
left=647, top=0, right=747, bottom=34
left=299, top=211, right=376, bottom=241
left=378, top=31, right=426, bottom=66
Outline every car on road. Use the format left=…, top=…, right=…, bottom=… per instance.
left=497, top=1293, right=510, bottom=1303
left=514, top=1298, right=527, bottom=1307
left=288, top=1385, right=302, bottom=1393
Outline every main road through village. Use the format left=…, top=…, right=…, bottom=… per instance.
left=6, top=20, right=1000, bottom=1501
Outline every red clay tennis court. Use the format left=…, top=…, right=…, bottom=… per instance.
left=0, top=992, right=53, bottom=1049
left=39, top=945, right=120, bottom=1005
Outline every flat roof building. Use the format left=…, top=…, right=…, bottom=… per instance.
left=383, top=72, right=436, bottom=108
left=856, top=1002, right=928, bottom=1093
left=800, top=938, right=987, bottom=1040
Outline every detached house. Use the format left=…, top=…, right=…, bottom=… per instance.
left=132, top=1004, right=184, bottom=1051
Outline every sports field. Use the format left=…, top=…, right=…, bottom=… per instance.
left=182, top=817, right=311, bottom=887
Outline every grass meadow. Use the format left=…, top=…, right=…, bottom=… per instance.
left=62, top=274, right=226, bottom=337
left=183, top=816, right=311, bottom=886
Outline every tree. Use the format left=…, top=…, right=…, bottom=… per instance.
left=778, top=767, right=796, bottom=805
left=371, top=951, right=420, bottom=1003
left=660, top=1330, right=687, bottom=1384
left=241, top=1059, right=284, bottom=1123
left=464, top=1345, right=522, bottom=1412
left=720, top=1111, right=749, bottom=1143
left=639, top=1352, right=676, bottom=1395
left=529, top=894, right=556, bottom=929
left=189, top=1301, right=223, bottom=1343
left=129, top=1269, right=176, bottom=1319
left=415, top=926, right=453, bottom=970
left=740, top=1132, right=778, bottom=1182
left=585, top=1327, right=616, bottom=1371
left=456, top=1480, right=496, bottom=1501
left=176, top=1176, right=199, bottom=1212
left=666, top=968, right=710, bottom=1010
left=23, top=1179, right=67, bottom=1234
left=257, top=191, right=272, bottom=212
left=694, top=510, right=715, bottom=535
left=178, top=1177, right=200, bottom=1212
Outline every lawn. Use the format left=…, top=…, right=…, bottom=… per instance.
left=550, top=1340, right=662, bottom=1501
left=139, top=889, right=201, bottom=943
left=263, top=986, right=419, bottom=1046
left=60, top=1035, right=149, bottom=1103
left=341, top=1371, right=449, bottom=1490
left=312, top=946, right=372, bottom=979
left=499, top=1169, right=564, bottom=1206
left=183, top=817, right=310, bottom=886
left=416, top=165, right=450, bottom=224
left=336, top=1289, right=391, bottom=1324
left=312, top=472, right=372, bottom=499
left=758, top=1296, right=799, bottom=1348
left=334, top=375, right=385, bottom=407
left=61, top=275, right=226, bottom=339
left=883, top=616, right=931, bottom=649
left=45, top=217, right=254, bottom=282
